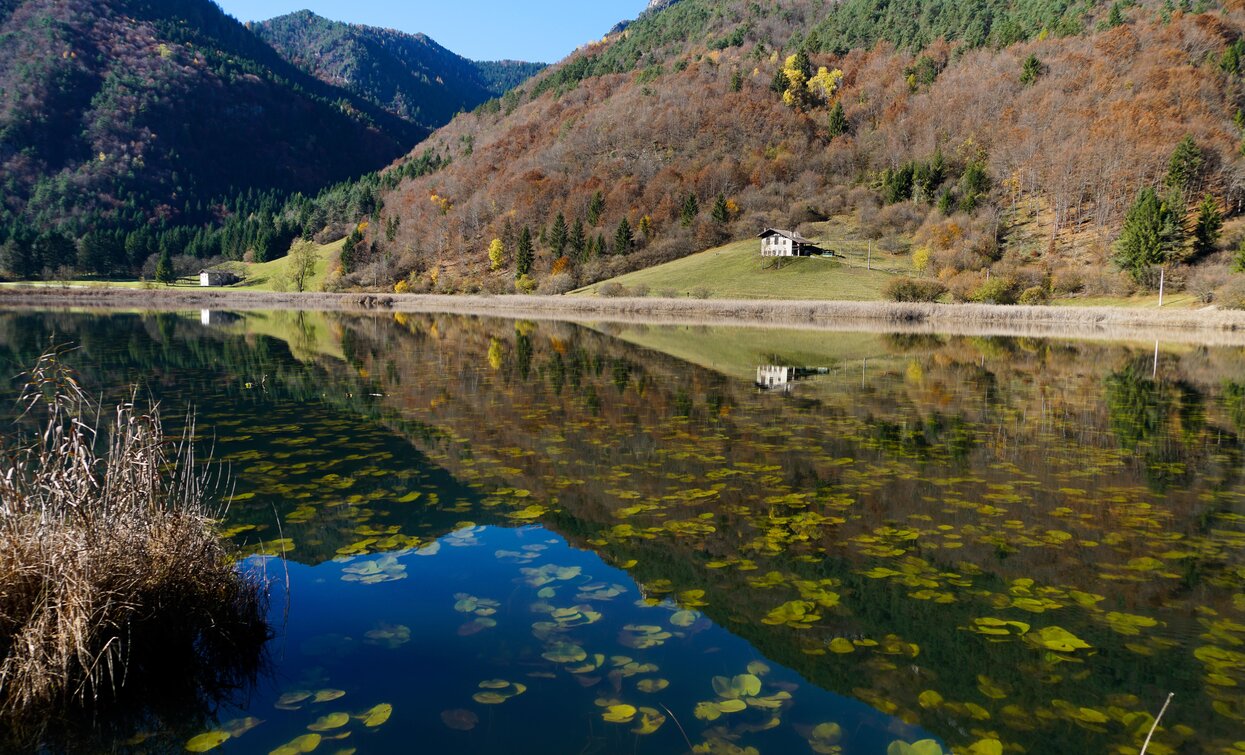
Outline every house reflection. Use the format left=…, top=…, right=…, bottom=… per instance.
left=755, top=365, right=829, bottom=392
left=200, top=310, right=242, bottom=326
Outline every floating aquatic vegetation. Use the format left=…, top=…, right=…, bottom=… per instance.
left=541, top=642, right=587, bottom=664
left=761, top=600, right=820, bottom=629
left=1024, top=626, right=1092, bottom=654
left=808, top=722, right=843, bottom=754
left=275, top=691, right=314, bottom=711
left=619, top=624, right=673, bottom=649
left=341, top=554, right=406, bottom=584
left=185, top=730, right=231, bottom=752
left=472, top=681, right=526, bottom=705
left=356, top=703, right=393, bottom=727
left=363, top=623, right=410, bottom=649
left=270, top=733, right=321, bottom=755
left=307, top=712, right=349, bottom=731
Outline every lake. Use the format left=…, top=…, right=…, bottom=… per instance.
left=0, top=309, right=1242, bottom=755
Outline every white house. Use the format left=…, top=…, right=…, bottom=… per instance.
left=199, top=269, right=239, bottom=287
left=758, top=228, right=826, bottom=257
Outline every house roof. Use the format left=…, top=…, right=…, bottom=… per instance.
left=757, top=228, right=814, bottom=244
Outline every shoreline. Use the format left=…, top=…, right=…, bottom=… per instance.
left=3, top=286, right=1245, bottom=345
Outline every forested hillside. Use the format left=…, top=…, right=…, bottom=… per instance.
left=339, top=0, right=1245, bottom=303
left=253, top=11, right=544, bottom=132
left=0, top=0, right=424, bottom=276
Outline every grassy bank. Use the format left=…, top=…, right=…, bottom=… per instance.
left=573, top=225, right=1211, bottom=309
left=571, top=236, right=898, bottom=300
left=0, top=351, right=268, bottom=744
left=0, top=239, right=342, bottom=293
left=2, top=286, right=1245, bottom=345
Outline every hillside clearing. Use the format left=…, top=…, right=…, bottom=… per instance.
left=572, top=233, right=902, bottom=301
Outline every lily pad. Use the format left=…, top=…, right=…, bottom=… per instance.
left=357, top=703, right=393, bottom=727
left=307, top=712, right=349, bottom=732
left=185, top=731, right=230, bottom=752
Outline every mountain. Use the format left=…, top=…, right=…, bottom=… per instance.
left=344, top=0, right=1245, bottom=301
left=253, top=11, right=545, bottom=132
left=0, top=0, right=422, bottom=244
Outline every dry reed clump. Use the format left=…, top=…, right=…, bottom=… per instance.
left=0, top=350, right=269, bottom=737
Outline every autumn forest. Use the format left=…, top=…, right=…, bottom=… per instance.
left=5, top=0, right=1245, bottom=306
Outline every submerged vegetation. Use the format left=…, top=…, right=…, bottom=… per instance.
left=0, top=350, right=268, bottom=747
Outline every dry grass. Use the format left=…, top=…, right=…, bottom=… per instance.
left=4, top=286, right=1245, bottom=345
left=0, top=350, right=268, bottom=743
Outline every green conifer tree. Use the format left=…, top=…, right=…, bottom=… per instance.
left=1114, top=187, right=1185, bottom=282
left=827, top=101, right=848, bottom=139
left=155, top=248, right=175, bottom=285
left=1166, top=135, right=1203, bottom=198
left=680, top=194, right=700, bottom=226
left=550, top=212, right=568, bottom=258
left=614, top=218, right=633, bottom=255
left=1108, top=2, right=1125, bottom=27
left=516, top=226, right=534, bottom=276
left=587, top=192, right=606, bottom=226
left=712, top=194, right=731, bottom=224
left=1193, top=193, right=1223, bottom=259
left=570, top=218, right=587, bottom=261
left=1020, top=54, right=1043, bottom=85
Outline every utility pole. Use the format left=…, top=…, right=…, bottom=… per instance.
left=1158, top=267, right=1165, bottom=308
left=867, top=242, right=872, bottom=271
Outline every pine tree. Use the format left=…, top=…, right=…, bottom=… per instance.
left=550, top=212, right=568, bottom=257
left=1166, top=135, right=1203, bottom=198
left=770, top=67, right=788, bottom=95
left=712, top=194, right=731, bottom=224
left=587, top=192, right=606, bottom=226
left=155, top=248, right=175, bottom=285
left=1107, top=2, right=1124, bottom=27
left=792, top=49, right=813, bottom=79
left=827, top=101, right=848, bottom=139
left=614, top=218, right=634, bottom=255
left=516, top=226, right=534, bottom=276
left=1193, top=193, right=1223, bottom=259
left=1020, top=54, right=1043, bottom=85
left=570, top=218, right=586, bottom=261
left=1114, top=187, right=1185, bottom=282
left=730, top=70, right=744, bottom=92
left=680, top=193, right=700, bottom=226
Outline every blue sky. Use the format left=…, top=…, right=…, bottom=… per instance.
left=215, top=1, right=647, bottom=63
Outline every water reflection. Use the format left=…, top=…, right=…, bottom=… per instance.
left=754, top=365, right=830, bottom=393
left=0, top=310, right=1242, bottom=754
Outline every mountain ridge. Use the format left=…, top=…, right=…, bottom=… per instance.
left=252, top=10, right=544, bottom=131
left=0, top=0, right=422, bottom=242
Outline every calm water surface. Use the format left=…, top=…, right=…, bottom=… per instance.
left=1, top=310, right=1243, bottom=755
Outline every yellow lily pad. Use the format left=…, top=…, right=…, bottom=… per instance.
left=186, top=731, right=230, bottom=752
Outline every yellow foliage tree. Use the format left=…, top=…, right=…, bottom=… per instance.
left=912, top=246, right=932, bottom=275
left=807, top=67, right=844, bottom=104
left=781, top=55, right=809, bottom=108
left=782, top=53, right=845, bottom=111
left=488, top=238, right=504, bottom=271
